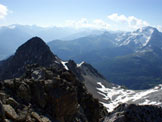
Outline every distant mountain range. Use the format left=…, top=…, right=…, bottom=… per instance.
left=1, top=25, right=162, bottom=89
left=48, top=26, right=162, bottom=89
left=0, top=24, right=105, bottom=60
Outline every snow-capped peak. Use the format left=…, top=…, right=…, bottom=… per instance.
left=135, top=26, right=156, bottom=33
left=117, top=26, right=156, bottom=48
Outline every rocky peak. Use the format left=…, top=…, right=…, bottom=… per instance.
left=14, top=36, right=59, bottom=66
left=16, top=37, right=47, bottom=53
left=146, top=28, right=162, bottom=48
left=0, top=37, right=63, bottom=80
left=118, top=26, right=161, bottom=50
left=135, top=26, right=157, bottom=34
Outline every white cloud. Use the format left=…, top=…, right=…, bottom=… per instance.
left=64, top=18, right=110, bottom=30
left=61, top=14, right=159, bottom=31
left=108, top=13, right=149, bottom=29
left=93, top=19, right=110, bottom=29
left=0, top=4, right=8, bottom=19
left=157, top=25, right=162, bottom=32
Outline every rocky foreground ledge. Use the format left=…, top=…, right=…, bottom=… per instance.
left=1, top=65, right=162, bottom=122
left=0, top=64, right=108, bottom=122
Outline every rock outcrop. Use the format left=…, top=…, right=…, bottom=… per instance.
left=66, top=60, right=115, bottom=103
left=0, top=64, right=108, bottom=122
left=104, top=104, right=162, bottom=122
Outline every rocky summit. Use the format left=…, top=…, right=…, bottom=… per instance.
left=0, top=37, right=63, bottom=80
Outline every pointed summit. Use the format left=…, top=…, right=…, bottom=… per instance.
left=0, top=37, right=62, bottom=80
left=15, top=37, right=57, bottom=66
left=17, top=37, right=47, bottom=51
left=135, top=26, right=157, bottom=33
left=14, top=37, right=59, bottom=66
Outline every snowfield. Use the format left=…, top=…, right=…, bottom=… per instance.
left=97, top=82, right=162, bottom=112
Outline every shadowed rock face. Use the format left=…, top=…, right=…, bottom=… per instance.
left=0, top=37, right=63, bottom=80
left=104, top=104, right=162, bottom=122
left=66, top=60, right=115, bottom=103
left=0, top=64, right=108, bottom=122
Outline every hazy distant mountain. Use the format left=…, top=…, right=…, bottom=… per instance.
left=48, top=31, right=119, bottom=60
left=62, top=29, right=106, bottom=40
left=98, top=27, right=162, bottom=89
left=116, top=26, right=162, bottom=51
left=0, top=24, right=106, bottom=60
left=48, top=26, right=162, bottom=89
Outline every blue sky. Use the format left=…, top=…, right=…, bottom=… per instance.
left=0, top=0, right=162, bottom=31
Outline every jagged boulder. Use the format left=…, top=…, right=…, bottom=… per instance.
left=3, top=104, right=19, bottom=120
left=0, top=100, right=5, bottom=121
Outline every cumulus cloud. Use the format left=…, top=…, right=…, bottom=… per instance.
left=107, top=13, right=149, bottom=29
left=64, top=18, right=110, bottom=30
left=62, top=14, right=156, bottom=31
left=157, top=25, right=162, bottom=32
left=93, top=19, right=110, bottom=29
left=0, top=4, right=8, bottom=19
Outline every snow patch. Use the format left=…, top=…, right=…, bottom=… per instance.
left=97, top=82, right=162, bottom=112
left=61, top=61, right=69, bottom=70
left=8, top=25, right=16, bottom=29
left=77, top=61, right=85, bottom=67
left=139, top=99, right=161, bottom=106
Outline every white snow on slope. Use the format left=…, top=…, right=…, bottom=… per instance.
left=77, top=61, right=85, bottom=67
left=117, top=27, right=154, bottom=47
left=97, top=82, right=162, bottom=112
left=139, top=99, right=161, bottom=106
left=61, top=61, right=69, bottom=70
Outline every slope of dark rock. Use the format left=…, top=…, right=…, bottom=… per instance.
left=104, top=104, right=162, bottom=122
left=0, top=64, right=108, bottom=122
left=66, top=60, right=115, bottom=103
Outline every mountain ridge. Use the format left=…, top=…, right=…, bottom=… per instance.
left=48, top=26, right=162, bottom=89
